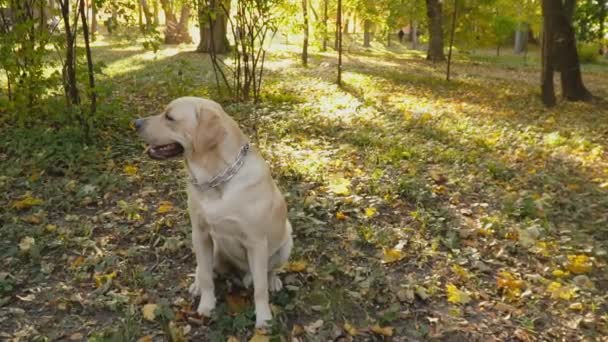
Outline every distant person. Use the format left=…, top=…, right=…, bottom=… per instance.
left=398, top=29, right=404, bottom=43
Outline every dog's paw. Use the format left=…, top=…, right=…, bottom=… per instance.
left=255, top=310, right=272, bottom=328
left=196, top=290, right=216, bottom=317
left=268, top=274, right=282, bottom=292
left=242, top=273, right=253, bottom=289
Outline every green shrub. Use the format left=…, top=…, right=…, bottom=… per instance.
left=578, top=43, right=599, bottom=63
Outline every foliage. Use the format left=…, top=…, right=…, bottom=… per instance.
left=577, top=42, right=600, bottom=63
left=573, top=0, right=607, bottom=42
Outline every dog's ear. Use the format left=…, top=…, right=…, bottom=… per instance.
left=194, top=105, right=226, bottom=152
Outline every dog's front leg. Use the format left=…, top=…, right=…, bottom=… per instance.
left=190, top=227, right=216, bottom=316
left=247, top=240, right=272, bottom=328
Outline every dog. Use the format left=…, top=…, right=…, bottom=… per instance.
left=135, top=97, right=293, bottom=328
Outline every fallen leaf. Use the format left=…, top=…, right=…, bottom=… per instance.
left=249, top=330, right=270, bottom=342
left=69, top=332, right=84, bottom=340
left=142, top=303, right=158, bottom=321
left=382, top=248, right=405, bottom=264
left=364, top=207, right=377, bottom=217
left=94, top=271, right=117, bottom=288
left=446, top=283, right=471, bottom=304
left=565, top=255, right=592, bottom=274
left=344, top=322, right=358, bottom=336
left=12, top=195, right=43, bottom=210
left=304, top=319, right=324, bottom=334
left=291, top=324, right=304, bottom=336
left=371, top=324, right=393, bottom=336
left=157, top=201, right=174, bottom=214
left=327, top=176, right=351, bottom=195
left=496, top=271, right=525, bottom=300
left=286, top=260, right=307, bottom=272
left=451, top=264, right=471, bottom=281
left=123, top=165, right=138, bottom=176
left=569, top=302, right=584, bottom=311
left=547, top=281, right=576, bottom=300
left=19, top=237, right=35, bottom=252
left=137, top=335, right=154, bottom=342
left=226, top=293, right=249, bottom=314
left=335, top=211, right=347, bottom=220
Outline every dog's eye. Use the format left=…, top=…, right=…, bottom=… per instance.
left=165, top=114, right=175, bottom=121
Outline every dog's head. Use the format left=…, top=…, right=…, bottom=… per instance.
left=135, top=97, right=227, bottom=160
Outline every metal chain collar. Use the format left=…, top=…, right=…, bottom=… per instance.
left=189, top=143, right=250, bottom=192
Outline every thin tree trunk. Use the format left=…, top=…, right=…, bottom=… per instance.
left=541, top=10, right=556, bottom=106
left=322, top=0, right=328, bottom=51
left=302, top=0, right=309, bottom=66
left=80, top=0, right=95, bottom=140
left=198, top=0, right=229, bottom=53
left=411, top=20, right=418, bottom=49
left=160, top=0, right=191, bottom=44
left=363, top=19, right=371, bottom=47
left=337, top=0, right=342, bottom=85
left=58, top=0, right=79, bottom=107
left=139, top=0, right=153, bottom=31
left=91, top=0, right=97, bottom=41
left=153, top=0, right=159, bottom=25
left=446, top=0, right=458, bottom=81
left=426, top=0, right=445, bottom=61
left=137, top=0, right=143, bottom=31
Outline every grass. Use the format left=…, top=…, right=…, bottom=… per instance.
left=1, top=36, right=607, bottom=341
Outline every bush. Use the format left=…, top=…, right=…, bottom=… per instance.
left=578, top=43, right=600, bottom=63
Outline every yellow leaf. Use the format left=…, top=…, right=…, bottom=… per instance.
left=19, top=236, right=35, bottom=252
left=12, top=195, right=43, bottom=210
left=446, top=283, right=471, bottom=304
left=547, top=281, right=576, bottom=300
left=226, top=293, right=249, bottom=314
left=137, top=335, right=154, bottom=342
left=327, top=176, right=351, bottom=196
left=364, top=207, right=377, bottom=217
left=382, top=248, right=405, bottom=264
left=286, top=260, right=307, bottom=272
left=344, top=322, right=358, bottom=336
left=46, top=224, right=57, bottom=232
left=552, top=269, right=568, bottom=278
left=226, top=337, right=239, bottom=342
left=451, top=264, right=471, bottom=281
left=569, top=302, right=584, bottom=311
left=565, top=255, right=592, bottom=274
left=249, top=330, right=270, bottom=342
left=94, top=271, right=117, bottom=288
left=157, top=201, right=173, bottom=214
left=70, top=255, right=85, bottom=269
left=335, top=211, right=347, bottom=220
left=496, top=271, right=525, bottom=300
left=371, top=324, right=393, bottom=336
left=123, top=165, right=138, bottom=176
left=142, top=303, right=158, bottom=321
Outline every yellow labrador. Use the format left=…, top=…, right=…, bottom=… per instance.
left=135, top=97, right=293, bottom=327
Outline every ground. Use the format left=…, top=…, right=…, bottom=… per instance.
left=1, top=36, right=607, bottom=341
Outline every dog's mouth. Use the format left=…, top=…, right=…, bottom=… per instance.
left=146, top=142, right=184, bottom=160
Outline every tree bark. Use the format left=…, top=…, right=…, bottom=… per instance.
left=91, top=0, right=97, bottom=41
left=541, top=0, right=592, bottom=106
left=363, top=19, right=371, bottom=47
left=160, top=0, right=191, bottom=44
left=426, top=0, right=445, bottom=61
left=197, top=0, right=229, bottom=53
left=446, top=0, right=458, bottom=81
left=337, top=0, right=342, bottom=85
left=302, top=0, right=309, bottom=66
left=139, top=0, right=153, bottom=31
left=322, top=0, right=328, bottom=51
left=58, top=0, right=79, bottom=107
left=411, top=20, right=418, bottom=49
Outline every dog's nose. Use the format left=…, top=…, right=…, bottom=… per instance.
left=134, top=119, right=144, bottom=131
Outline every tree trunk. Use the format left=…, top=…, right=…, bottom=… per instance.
left=80, top=0, right=95, bottom=140
left=337, top=0, right=342, bottom=85
left=426, top=0, right=445, bottom=61
left=197, top=0, right=229, bottom=53
left=514, top=23, right=528, bottom=54
left=58, top=0, right=79, bottom=107
left=302, top=0, right=309, bottom=66
left=363, top=19, right=371, bottom=47
left=153, top=0, right=159, bottom=25
left=541, top=0, right=592, bottom=105
left=541, top=11, right=556, bottom=106
left=91, top=0, right=97, bottom=41
left=411, top=20, right=418, bottom=49
left=160, top=0, right=191, bottom=44
left=322, top=0, right=328, bottom=51
left=446, top=0, right=458, bottom=81
left=139, top=0, right=153, bottom=31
